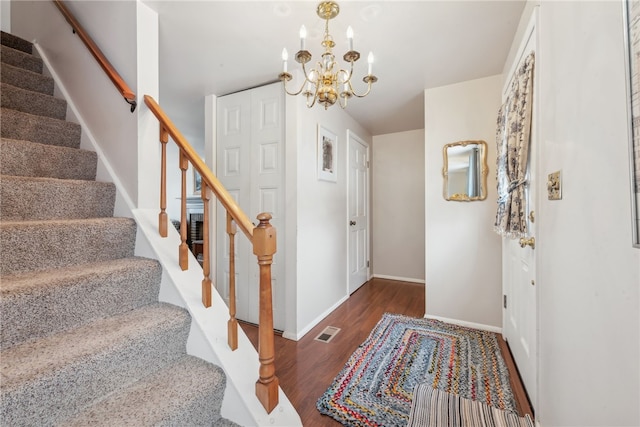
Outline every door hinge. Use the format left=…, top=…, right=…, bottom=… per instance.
left=367, top=260, right=370, bottom=268
left=503, top=294, right=507, bottom=309
left=366, top=160, right=370, bottom=168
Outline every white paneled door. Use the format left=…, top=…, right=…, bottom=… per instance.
left=348, top=130, right=369, bottom=294
left=502, top=11, right=538, bottom=410
left=216, top=82, right=285, bottom=331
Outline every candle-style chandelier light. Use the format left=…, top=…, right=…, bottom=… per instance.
left=278, top=1, right=378, bottom=109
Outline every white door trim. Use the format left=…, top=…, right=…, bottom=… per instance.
left=501, top=7, right=539, bottom=411
left=346, top=129, right=370, bottom=294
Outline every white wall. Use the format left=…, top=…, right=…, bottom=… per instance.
left=136, top=1, right=160, bottom=210
left=11, top=0, right=140, bottom=206
left=536, top=2, right=640, bottom=425
left=424, top=75, right=503, bottom=329
left=294, top=94, right=372, bottom=337
left=1, top=0, right=10, bottom=32
left=372, top=129, right=425, bottom=283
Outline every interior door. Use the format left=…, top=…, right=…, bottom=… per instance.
left=216, top=90, right=251, bottom=327
left=348, top=130, right=369, bottom=294
left=502, top=11, right=538, bottom=409
left=216, top=82, right=285, bottom=331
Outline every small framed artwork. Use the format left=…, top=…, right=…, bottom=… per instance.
left=193, top=167, right=202, bottom=195
left=318, top=124, right=337, bottom=182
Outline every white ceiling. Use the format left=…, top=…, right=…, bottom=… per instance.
left=143, top=0, right=525, bottom=143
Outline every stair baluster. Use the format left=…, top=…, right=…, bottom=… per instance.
left=159, top=125, right=169, bottom=237
left=179, top=150, right=189, bottom=270
left=201, top=182, right=212, bottom=307
left=227, top=212, right=238, bottom=351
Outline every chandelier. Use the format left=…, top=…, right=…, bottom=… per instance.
left=278, top=1, right=378, bottom=109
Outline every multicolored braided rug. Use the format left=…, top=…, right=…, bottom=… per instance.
left=317, top=313, right=518, bottom=427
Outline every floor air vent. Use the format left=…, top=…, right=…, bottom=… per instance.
left=314, top=326, right=341, bottom=343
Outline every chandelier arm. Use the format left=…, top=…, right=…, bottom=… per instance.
left=338, top=94, right=348, bottom=109
left=306, top=91, right=318, bottom=108
left=282, top=79, right=308, bottom=97
left=281, top=62, right=320, bottom=96
left=350, top=79, right=374, bottom=98
left=300, top=61, right=315, bottom=82
left=344, top=62, right=355, bottom=85
left=301, top=61, right=320, bottom=108
left=337, top=68, right=351, bottom=88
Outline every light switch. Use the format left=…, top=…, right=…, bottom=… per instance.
left=547, top=171, right=562, bottom=200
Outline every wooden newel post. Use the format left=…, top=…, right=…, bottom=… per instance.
left=252, top=212, right=279, bottom=414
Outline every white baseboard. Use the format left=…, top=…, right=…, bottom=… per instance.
left=424, top=314, right=502, bottom=334
left=372, top=274, right=425, bottom=284
left=282, top=295, right=349, bottom=341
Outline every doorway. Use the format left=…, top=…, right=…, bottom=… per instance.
left=347, top=130, right=369, bottom=294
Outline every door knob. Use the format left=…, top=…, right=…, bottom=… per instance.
left=349, top=220, right=356, bottom=226
left=519, top=237, right=535, bottom=249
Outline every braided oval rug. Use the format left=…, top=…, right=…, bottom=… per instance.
left=317, top=313, right=518, bottom=427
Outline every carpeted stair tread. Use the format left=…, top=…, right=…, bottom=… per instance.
left=1, top=175, right=115, bottom=221
left=1, top=62, right=54, bottom=95
left=1, top=31, right=33, bottom=54
left=0, top=138, right=97, bottom=180
left=0, top=45, right=42, bottom=74
left=0, top=217, right=136, bottom=275
left=1, top=82, right=67, bottom=120
left=1, top=257, right=162, bottom=349
left=0, top=302, right=191, bottom=426
left=63, top=355, right=230, bottom=427
left=215, top=418, right=243, bottom=426
left=1, top=107, right=81, bottom=148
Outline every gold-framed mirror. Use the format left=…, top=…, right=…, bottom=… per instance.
left=442, top=140, right=488, bottom=201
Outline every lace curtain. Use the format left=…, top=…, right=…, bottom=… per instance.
left=494, top=52, right=535, bottom=238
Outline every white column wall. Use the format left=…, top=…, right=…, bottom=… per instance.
left=424, top=75, right=503, bottom=329
left=136, top=1, right=160, bottom=210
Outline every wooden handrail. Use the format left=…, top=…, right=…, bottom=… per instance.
left=144, top=95, right=254, bottom=240
left=52, top=0, right=137, bottom=112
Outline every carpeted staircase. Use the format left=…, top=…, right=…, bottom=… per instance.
left=0, top=31, right=236, bottom=426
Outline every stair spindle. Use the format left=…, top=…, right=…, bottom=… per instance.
left=201, top=182, right=212, bottom=307
left=179, top=151, right=189, bottom=270
left=227, top=212, right=238, bottom=350
left=159, top=125, right=168, bottom=237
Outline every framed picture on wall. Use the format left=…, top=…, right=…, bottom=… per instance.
left=624, top=0, right=640, bottom=248
left=318, top=124, right=338, bottom=182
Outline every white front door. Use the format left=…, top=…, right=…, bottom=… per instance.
left=216, top=82, right=285, bottom=331
left=348, top=130, right=369, bottom=294
left=502, top=11, right=538, bottom=409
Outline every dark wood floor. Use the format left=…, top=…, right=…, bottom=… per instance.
left=241, top=278, right=532, bottom=427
